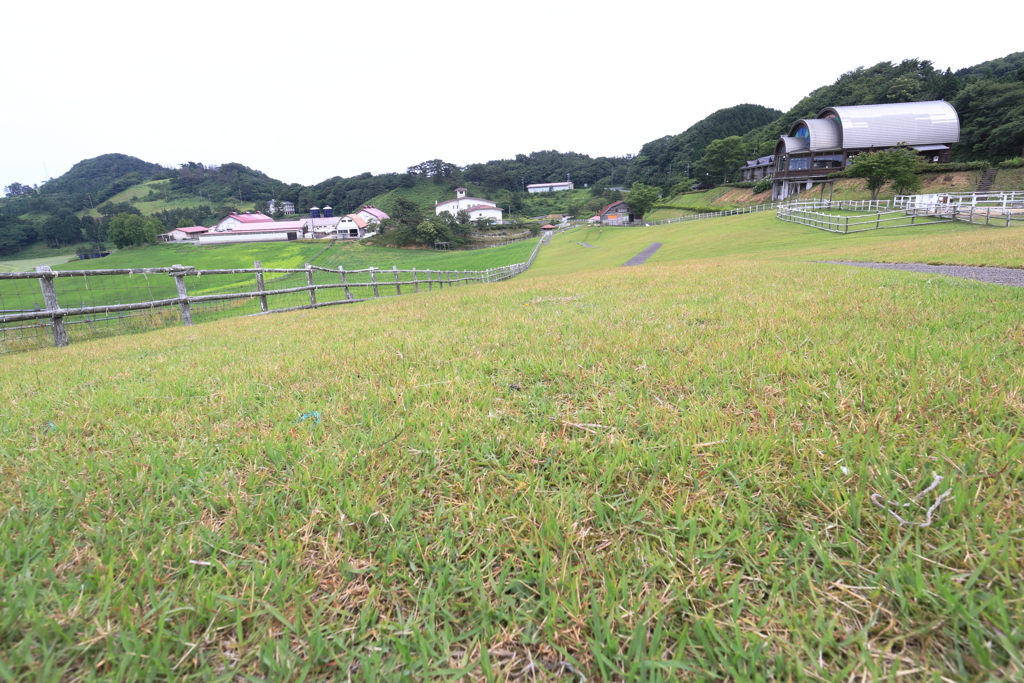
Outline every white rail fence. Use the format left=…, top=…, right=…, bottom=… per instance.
left=0, top=236, right=545, bottom=353
left=895, top=191, right=1024, bottom=211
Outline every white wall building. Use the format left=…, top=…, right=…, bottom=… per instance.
left=526, top=181, right=574, bottom=193
left=356, top=206, right=390, bottom=224
left=213, top=211, right=276, bottom=231
left=268, top=200, right=295, bottom=214
left=198, top=222, right=308, bottom=245
left=435, top=188, right=503, bottom=222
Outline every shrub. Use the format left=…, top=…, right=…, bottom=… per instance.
left=752, top=178, right=773, bottom=194
left=998, top=157, right=1024, bottom=169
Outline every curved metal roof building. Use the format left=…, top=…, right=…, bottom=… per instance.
left=819, top=100, right=960, bottom=149
left=776, top=100, right=960, bottom=154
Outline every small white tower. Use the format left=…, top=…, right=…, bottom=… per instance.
left=455, top=187, right=467, bottom=199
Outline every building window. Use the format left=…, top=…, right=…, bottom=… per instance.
left=812, top=154, right=844, bottom=169
left=788, top=157, right=810, bottom=171
left=793, top=124, right=809, bottom=140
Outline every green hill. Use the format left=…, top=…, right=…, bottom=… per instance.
left=627, top=103, right=783, bottom=187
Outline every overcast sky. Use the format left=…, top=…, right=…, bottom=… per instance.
left=0, top=0, right=1009, bottom=191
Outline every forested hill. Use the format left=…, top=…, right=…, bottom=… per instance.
left=955, top=51, right=1024, bottom=79
left=38, top=153, right=169, bottom=203
left=627, top=104, right=783, bottom=186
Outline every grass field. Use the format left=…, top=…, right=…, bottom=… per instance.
left=2, top=213, right=1023, bottom=681
left=75, top=180, right=255, bottom=219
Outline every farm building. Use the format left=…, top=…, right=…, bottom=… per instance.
left=435, top=188, right=503, bottom=223
left=213, top=211, right=276, bottom=232
left=527, top=181, right=574, bottom=193
left=356, top=206, right=389, bottom=224
left=772, top=100, right=960, bottom=200
left=162, top=226, right=209, bottom=241
left=267, top=199, right=295, bottom=215
left=599, top=200, right=634, bottom=225
left=198, top=221, right=309, bottom=245
left=738, top=155, right=775, bottom=182
left=320, top=214, right=369, bottom=239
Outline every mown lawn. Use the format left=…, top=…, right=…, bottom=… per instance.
left=1, top=214, right=1022, bottom=681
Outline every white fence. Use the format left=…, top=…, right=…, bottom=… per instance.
left=894, top=191, right=1024, bottom=211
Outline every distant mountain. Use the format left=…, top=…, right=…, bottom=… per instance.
left=627, top=104, right=783, bottom=187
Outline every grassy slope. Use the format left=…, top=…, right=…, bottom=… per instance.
left=76, top=180, right=255, bottom=219
left=650, top=171, right=994, bottom=221
left=2, top=215, right=1023, bottom=681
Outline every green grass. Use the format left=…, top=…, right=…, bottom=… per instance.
left=77, top=180, right=255, bottom=218
left=2, top=213, right=1023, bottom=681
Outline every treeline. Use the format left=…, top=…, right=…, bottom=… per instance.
left=626, top=104, right=783, bottom=188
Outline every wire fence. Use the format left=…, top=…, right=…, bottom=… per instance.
left=0, top=236, right=545, bottom=354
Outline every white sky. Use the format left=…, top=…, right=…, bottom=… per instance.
left=0, top=0, right=1009, bottom=192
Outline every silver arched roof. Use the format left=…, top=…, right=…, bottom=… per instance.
left=787, top=118, right=842, bottom=151
left=818, top=100, right=960, bottom=149
left=776, top=136, right=808, bottom=154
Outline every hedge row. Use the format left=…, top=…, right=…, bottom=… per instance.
left=997, top=157, right=1024, bottom=169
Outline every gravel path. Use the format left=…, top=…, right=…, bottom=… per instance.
left=823, top=261, right=1024, bottom=287
left=622, top=242, right=663, bottom=267
left=542, top=232, right=552, bottom=245
left=578, top=242, right=597, bottom=248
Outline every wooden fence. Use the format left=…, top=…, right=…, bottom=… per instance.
left=0, top=235, right=545, bottom=352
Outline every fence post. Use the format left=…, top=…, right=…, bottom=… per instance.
left=254, top=260, right=268, bottom=313
left=427, top=269, right=434, bottom=291
left=371, top=268, right=380, bottom=298
left=413, top=268, right=419, bottom=293
left=845, top=216, right=849, bottom=234
left=35, top=265, right=68, bottom=347
left=306, top=263, right=316, bottom=307
left=339, top=266, right=353, bottom=300
left=171, top=264, right=192, bottom=326
left=393, top=265, right=402, bottom=295
left=986, top=208, right=991, bottom=226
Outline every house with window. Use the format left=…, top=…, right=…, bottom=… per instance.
left=599, top=200, right=634, bottom=225
left=738, top=155, right=775, bottom=182
left=268, top=199, right=295, bottom=215
left=771, top=100, right=960, bottom=200
left=435, top=188, right=503, bottom=223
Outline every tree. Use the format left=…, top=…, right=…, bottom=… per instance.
left=625, top=182, right=661, bottom=219
left=4, top=182, right=36, bottom=198
left=701, top=136, right=748, bottom=184
left=107, top=213, right=161, bottom=248
left=176, top=218, right=194, bottom=228
left=845, top=146, right=923, bottom=200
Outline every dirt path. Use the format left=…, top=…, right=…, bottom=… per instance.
left=622, top=243, right=663, bottom=267
left=823, top=261, right=1024, bottom=287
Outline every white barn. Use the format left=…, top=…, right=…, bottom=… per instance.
left=435, top=188, right=503, bottom=223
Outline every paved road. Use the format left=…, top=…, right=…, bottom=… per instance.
left=622, top=243, right=663, bottom=267
left=823, top=261, right=1024, bottom=287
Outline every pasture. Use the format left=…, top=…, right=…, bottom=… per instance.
left=1, top=213, right=1022, bottom=681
